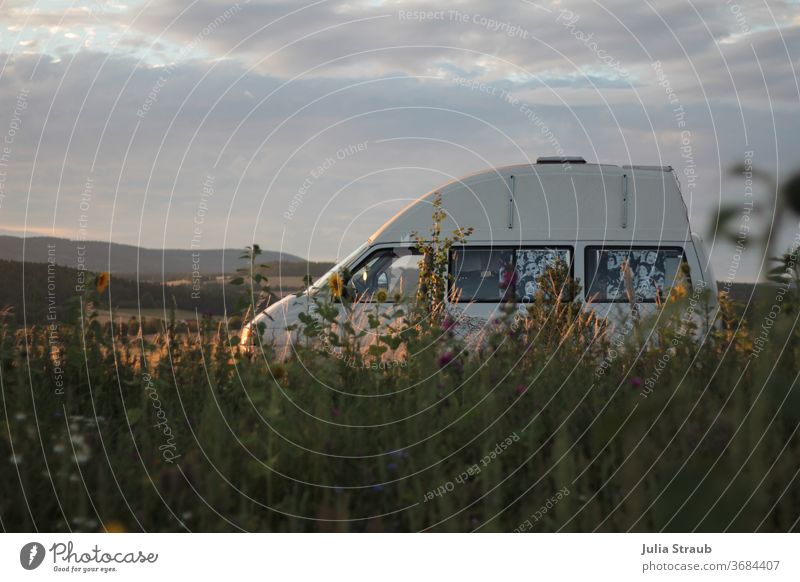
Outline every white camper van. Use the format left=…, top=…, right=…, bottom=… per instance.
left=243, top=157, right=715, bottom=347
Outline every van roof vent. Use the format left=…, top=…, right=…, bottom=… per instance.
left=536, top=156, right=586, bottom=164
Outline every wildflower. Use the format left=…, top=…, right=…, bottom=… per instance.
left=332, top=407, right=341, bottom=418
left=372, top=484, right=384, bottom=492
left=328, top=273, right=344, bottom=298
left=670, top=284, right=688, bottom=301
left=437, top=350, right=455, bottom=369
left=630, top=377, right=642, bottom=388
left=103, top=520, right=126, bottom=533
left=374, top=289, right=388, bottom=303
left=442, top=315, right=456, bottom=332
left=52, top=443, right=65, bottom=454
left=387, top=462, right=398, bottom=472
left=14, top=412, right=26, bottom=421
left=71, top=434, right=91, bottom=463
left=515, top=384, right=527, bottom=395
left=96, top=271, right=110, bottom=294
left=9, top=454, right=22, bottom=465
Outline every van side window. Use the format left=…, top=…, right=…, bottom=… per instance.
left=584, top=247, right=689, bottom=303
left=449, top=247, right=572, bottom=303
left=346, top=248, right=420, bottom=302
left=515, top=248, right=572, bottom=302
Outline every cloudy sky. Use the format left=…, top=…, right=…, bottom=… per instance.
left=0, top=0, right=798, bottom=279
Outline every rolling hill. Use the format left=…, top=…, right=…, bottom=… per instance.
left=0, top=235, right=312, bottom=279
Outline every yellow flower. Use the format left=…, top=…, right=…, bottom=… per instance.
left=670, top=283, right=688, bottom=302
left=96, top=272, right=110, bottom=294
left=329, top=273, right=344, bottom=298
left=103, top=520, right=126, bottom=533
left=374, top=289, right=388, bottom=303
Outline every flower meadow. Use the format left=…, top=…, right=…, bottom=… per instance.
left=2, top=252, right=800, bottom=534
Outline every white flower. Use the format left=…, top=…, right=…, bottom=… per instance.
left=71, top=435, right=91, bottom=463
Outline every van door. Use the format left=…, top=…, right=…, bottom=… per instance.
left=341, top=246, right=422, bottom=343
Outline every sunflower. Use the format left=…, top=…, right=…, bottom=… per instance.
left=95, top=272, right=110, bottom=294
left=329, top=273, right=344, bottom=298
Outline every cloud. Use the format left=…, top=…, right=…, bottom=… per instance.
left=0, top=0, right=797, bottom=282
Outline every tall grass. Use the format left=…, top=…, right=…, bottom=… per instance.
left=1, top=255, right=799, bottom=532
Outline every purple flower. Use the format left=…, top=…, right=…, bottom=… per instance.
left=630, top=377, right=643, bottom=388
left=387, top=462, right=398, bottom=472
left=442, top=316, right=456, bottom=332
left=332, top=407, right=341, bottom=418
left=372, top=484, right=384, bottom=493
left=437, top=351, right=455, bottom=369
left=515, top=384, right=527, bottom=395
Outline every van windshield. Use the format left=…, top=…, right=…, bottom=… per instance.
left=306, top=241, right=369, bottom=295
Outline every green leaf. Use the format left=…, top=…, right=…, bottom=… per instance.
left=126, top=408, right=143, bottom=425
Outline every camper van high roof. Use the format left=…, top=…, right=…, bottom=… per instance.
left=369, top=160, right=692, bottom=245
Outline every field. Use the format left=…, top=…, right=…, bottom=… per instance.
left=1, top=256, right=799, bottom=533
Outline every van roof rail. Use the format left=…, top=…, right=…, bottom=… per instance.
left=536, top=156, right=586, bottom=164
left=621, top=164, right=673, bottom=171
